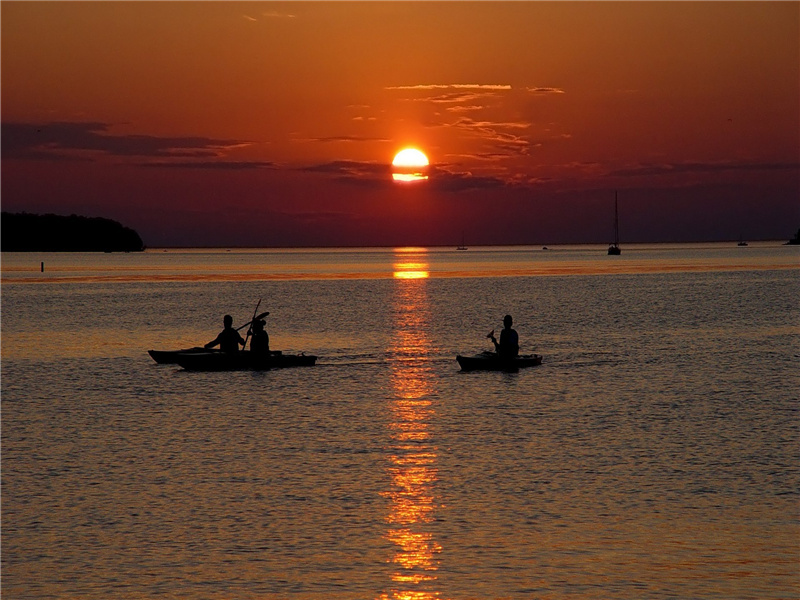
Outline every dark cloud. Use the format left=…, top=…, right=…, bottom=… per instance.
left=427, top=167, right=508, bottom=192
left=299, top=160, right=390, bottom=177
left=1, top=121, right=251, bottom=160
left=140, top=161, right=275, bottom=170
left=298, top=160, right=510, bottom=192
left=445, top=152, right=512, bottom=162
left=609, top=161, right=800, bottom=177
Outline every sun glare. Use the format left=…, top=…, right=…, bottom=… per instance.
left=392, top=148, right=429, bottom=183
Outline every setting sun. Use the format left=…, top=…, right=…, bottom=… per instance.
left=392, top=148, right=429, bottom=183
left=392, top=149, right=429, bottom=168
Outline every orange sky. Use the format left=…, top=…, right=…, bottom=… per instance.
left=2, top=2, right=798, bottom=247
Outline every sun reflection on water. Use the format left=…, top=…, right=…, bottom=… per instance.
left=381, top=249, right=441, bottom=600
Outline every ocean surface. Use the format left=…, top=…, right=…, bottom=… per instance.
left=2, top=243, right=799, bottom=599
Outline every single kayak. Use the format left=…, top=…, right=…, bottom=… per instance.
left=174, top=350, right=316, bottom=372
left=456, top=351, right=542, bottom=372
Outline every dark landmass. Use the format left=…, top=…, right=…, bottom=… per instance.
left=786, top=228, right=800, bottom=245
left=1, top=212, right=145, bottom=252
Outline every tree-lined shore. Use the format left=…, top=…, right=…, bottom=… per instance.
left=1, top=212, right=145, bottom=252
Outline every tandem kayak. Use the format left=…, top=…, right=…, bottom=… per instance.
left=456, top=351, right=542, bottom=372
left=173, top=350, right=316, bottom=372
left=148, top=347, right=219, bottom=364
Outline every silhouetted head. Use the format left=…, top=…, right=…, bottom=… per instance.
left=252, top=319, right=265, bottom=331
left=503, top=315, right=513, bottom=328
left=223, top=315, right=233, bottom=328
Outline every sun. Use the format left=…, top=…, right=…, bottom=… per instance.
left=392, top=148, right=429, bottom=168
left=392, top=148, right=429, bottom=182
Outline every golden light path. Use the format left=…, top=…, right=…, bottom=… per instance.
left=381, top=247, right=441, bottom=600
left=393, top=247, right=430, bottom=280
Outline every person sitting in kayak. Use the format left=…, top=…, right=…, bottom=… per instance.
left=488, top=314, right=519, bottom=359
left=249, top=318, right=270, bottom=355
left=205, top=314, right=245, bottom=353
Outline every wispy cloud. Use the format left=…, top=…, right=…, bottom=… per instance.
left=262, top=10, right=296, bottom=19
left=419, top=92, right=495, bottom=104
left=386, top=84, right=512, bottom=91
left=296, top=135, right=391, bottom=144
left=446, top=105, right=485, bottom=113
left=527, top=87, right=566, bottom=95
left=445, top=152, right=512, bottom=162
left=449, top=117, right=533, bottom=155
left=243, top=11, right=296, bottom=22
left=1, top=121, right=252, bottom=161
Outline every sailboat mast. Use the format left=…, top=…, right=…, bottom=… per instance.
left=614, top=191, right=619, bottom=246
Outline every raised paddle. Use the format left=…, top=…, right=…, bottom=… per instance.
left=236, top=311, right=269, bottom=332
left=242, top=299, right=262, bottom=350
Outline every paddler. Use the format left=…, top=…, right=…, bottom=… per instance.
left=204, top=314, right=246, bottom=353
left=249, top=317, right=270, bottom=355
left=488, top=314, right=519, bottom=359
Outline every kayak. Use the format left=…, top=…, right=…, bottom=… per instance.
left=148, top=347, right=218, bottom=364
left=173, top=350, right=316, bottom=372
left=456, top=351, right=542, bottom=372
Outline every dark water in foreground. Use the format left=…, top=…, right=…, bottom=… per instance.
left=2, top=245, right=799, bottom=599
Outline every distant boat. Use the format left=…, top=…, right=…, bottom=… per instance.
left=786, top=228, right=800, bottom=245
left=608, top=191, right=621, bottom=255
left=737, top=235, right=748, bottom=247
left=457, top=232, right=468, bottom=251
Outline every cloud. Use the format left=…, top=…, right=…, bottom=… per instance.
left=386, top=84, right=512, bottom=91
left=243, top=15, right=258, bottom=22
left=444, top=152, right=512, bottom=162
left=1, top=121, right=252, bottom=161
left=262, top=10, right=296, bottom=18
left=299, top=160, right=390, bottom=178
left=446, top=105, right=485, bottom=113
left=609, top=161, right=800, bottom=177
left=427, top=167, right=509, bottom=192
left=448, top=117, right=533, bottom=155
left=422, top=92, right=493, bottom=104
left=527, top=87, right=566, bottom=95
left=298, top=160, right=510, bottom=192
left=297, top=135, right=391, bottom=144
left=140, top=161, right=275, bottom=170
left=456, top=118, right=530, bottom=130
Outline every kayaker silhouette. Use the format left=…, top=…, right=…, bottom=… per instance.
left=249, top=317, right=270, bottom=355
left=488, top=314, right=519, bottom=358
left=204, top=314, right=246, bottom=353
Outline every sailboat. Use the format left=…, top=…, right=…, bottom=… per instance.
left=457, top=232, right=468, bottom=251
left=607, top=191, right=621, bottom=255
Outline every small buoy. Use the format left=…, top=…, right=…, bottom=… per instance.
left=41, top=261, right=45, bottom=272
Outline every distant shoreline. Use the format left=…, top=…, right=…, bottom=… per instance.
left=2, top=240, right=797, bottom=253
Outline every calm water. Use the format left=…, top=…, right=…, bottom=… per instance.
left=2, top=244, right=799, bottom=599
